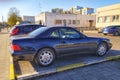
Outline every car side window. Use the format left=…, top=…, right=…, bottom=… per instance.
left=50, top=29, right=59, bottom=38
left=59, top=28, right=80, bottom=38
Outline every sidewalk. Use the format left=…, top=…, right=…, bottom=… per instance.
left=0, top=33, right=10, bottom=80
left=35, top=60, right=120, bottom=80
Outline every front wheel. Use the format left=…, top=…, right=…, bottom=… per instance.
left=96, top=43, right=108, bottom=56
left=36, top=48, right=55, bottom=67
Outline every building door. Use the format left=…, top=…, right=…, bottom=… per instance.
left=89, top=20, right=93, bottom=27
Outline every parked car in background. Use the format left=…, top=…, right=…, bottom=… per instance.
left=10, top=26, right=112, bottom=66
left=102, top=25, right=120, bottom=36
left=10, top=24, right=45, bottom=36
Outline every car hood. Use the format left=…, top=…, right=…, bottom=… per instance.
left=87, top=37, right=110, bottom=41
left=10, top=34, right=34, bottom=40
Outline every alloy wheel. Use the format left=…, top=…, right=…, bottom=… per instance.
left=37, top=48, right=55, bottom=66
left=97, top=43, right=107, bottom=56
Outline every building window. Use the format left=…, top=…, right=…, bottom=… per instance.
left=98, top=17, right=103, bottom=22
left=112, top=15, right=119, bottom=22
left=104, top=16, right=110, bottom=22
left=55, top=20, right=62, bottom=24
left=73, top=20, right=76, bottom=24
left=76, top=20, right=80, bottom=24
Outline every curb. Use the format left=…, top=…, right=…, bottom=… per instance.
left=57, top=62, right=85, bottom=72
left=17, top=55, right=120, bottom=80
left=106, top=55, right=120, bottom=61
left=10, top=56, right=15, bottom=80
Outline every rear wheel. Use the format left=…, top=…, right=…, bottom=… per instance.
left=104, top=34, right=107, bottom=35
left=36, top=48, right=55, bottom=67
left=96, top=42, right=108, bottom=56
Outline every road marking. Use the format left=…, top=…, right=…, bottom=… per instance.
left=106, top=55, right=120, bottom=61
left=10, top=56, right=15, bottom=80
left=57, top=62, right=85, bottom=72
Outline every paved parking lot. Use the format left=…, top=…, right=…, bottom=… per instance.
left=35, top=60, right=120, bottom=80
left=0, top=33, right=10, bottom=80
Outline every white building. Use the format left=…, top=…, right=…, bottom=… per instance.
left=22, top=16, right=35, bottom=24
left=96, top=3, right=120, bottom=30
left=35, top=12, right=96, bottom=27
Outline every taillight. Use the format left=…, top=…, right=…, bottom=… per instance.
left=11, top=44, right=21, bottom=51
left=12, top=28, right=19, bottom=35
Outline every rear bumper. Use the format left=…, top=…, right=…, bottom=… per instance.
left=12, top=53, right=35, bottom=61
left=9, top=47, right=35, bottom=61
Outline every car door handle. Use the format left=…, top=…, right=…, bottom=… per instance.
left=61, top=41, right=66, bottom=44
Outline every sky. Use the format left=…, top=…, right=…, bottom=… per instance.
left=0, top=0, right=120, bottom=22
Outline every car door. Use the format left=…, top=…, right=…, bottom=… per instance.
left=57, top=27, right=92, bottom=56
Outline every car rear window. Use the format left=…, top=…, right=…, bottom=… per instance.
left=29, top=27, right=48, bottom=37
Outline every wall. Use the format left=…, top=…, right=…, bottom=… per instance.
left=35, top=13, right=46, bottom=25
left=22, top=16, right=35, bottom=23
left=36, top=13, right=96, bottom=27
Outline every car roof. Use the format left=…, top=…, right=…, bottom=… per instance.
left=16, top=24, right=45, bottom=27
left=48, top=26, right=75, bottom=28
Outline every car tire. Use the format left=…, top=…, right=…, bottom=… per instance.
left=114, top=32, right=119, bottom=36
left=96, top=42, right=108, bottom=56
left=36, top=48, right=55, bottom=67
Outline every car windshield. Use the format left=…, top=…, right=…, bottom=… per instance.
left=29, top=27, right=48, bottom=37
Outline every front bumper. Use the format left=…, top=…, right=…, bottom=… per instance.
left=108, top=42, right=112, bottom=50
